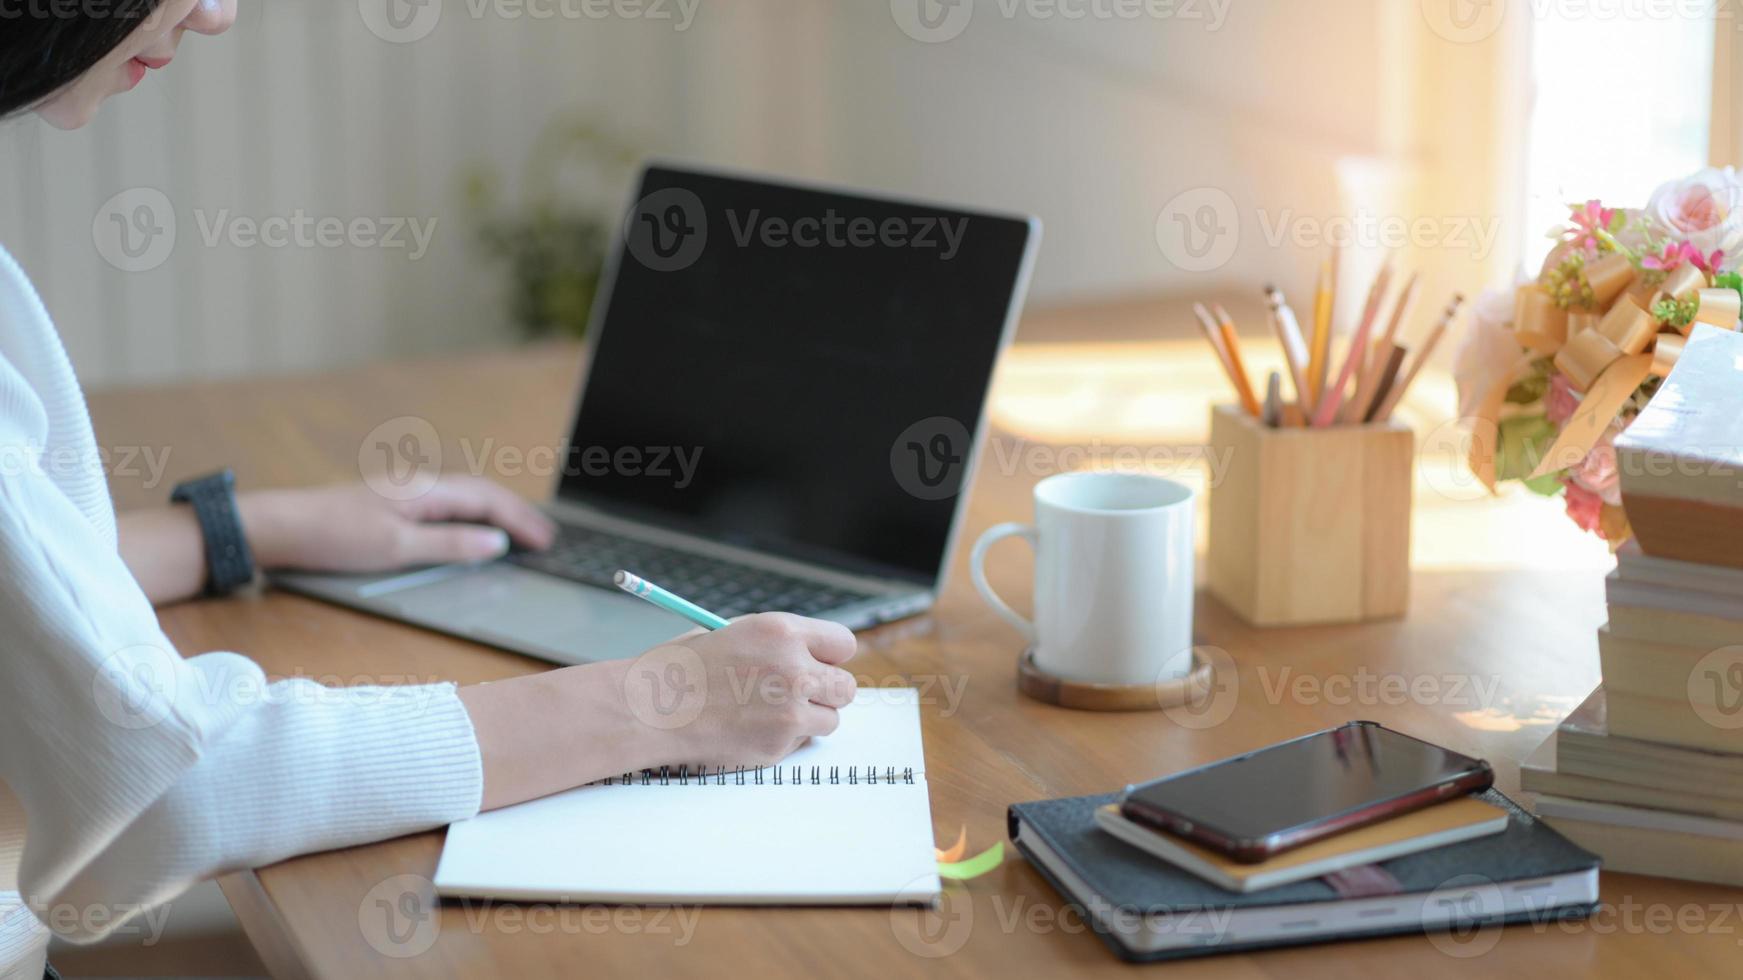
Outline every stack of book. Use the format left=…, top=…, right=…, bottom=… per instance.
left=1011, top=764, right=1597, bottom=962
left=1523, top=324, right=1743, bottom=885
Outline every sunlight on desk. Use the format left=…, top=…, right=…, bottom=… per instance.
left=987, top=341, right=1615, bottom=573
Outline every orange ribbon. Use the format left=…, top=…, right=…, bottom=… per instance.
left=1528, top=353, right=1652, bottom=480
left=1483, top=265, right=1735, bottom=489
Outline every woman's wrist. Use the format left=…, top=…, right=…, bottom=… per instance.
left=236, top=489, right=297, bottom=571
left=459, top=660, right=673, bottom=811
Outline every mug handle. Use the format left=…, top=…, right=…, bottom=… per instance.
left=970, top=522, right=1038, bottom=644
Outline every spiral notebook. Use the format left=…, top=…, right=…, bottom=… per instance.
left=434, top=688, right=941, bottom=905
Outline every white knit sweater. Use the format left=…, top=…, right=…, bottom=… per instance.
left=0, top=245, right=484, bottom=979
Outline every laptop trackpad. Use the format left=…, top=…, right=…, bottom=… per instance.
left=389, top=564, right=688, bottom=662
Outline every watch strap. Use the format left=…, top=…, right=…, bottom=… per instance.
left=170, top=469, right=256, bottom=596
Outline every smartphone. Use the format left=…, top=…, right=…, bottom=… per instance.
left=1118, top=722, right=1493, bottom=863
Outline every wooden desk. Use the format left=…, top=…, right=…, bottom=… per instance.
left=87, top=337, right=1739, bottom=979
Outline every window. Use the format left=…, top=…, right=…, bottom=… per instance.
left=1520, top=10, right=1713, bottom=274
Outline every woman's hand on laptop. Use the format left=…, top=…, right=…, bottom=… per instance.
left=121, top=474, right=555, bottom=605
left=459, top=613, right=859, bottom=811
left=239, top=475, right=557, bottom=574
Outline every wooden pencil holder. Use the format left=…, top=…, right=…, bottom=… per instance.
left=1205, top=405, right=1414, bottom=627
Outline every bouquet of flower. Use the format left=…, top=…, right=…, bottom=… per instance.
left=1455, top=167, right=1743, bottom=544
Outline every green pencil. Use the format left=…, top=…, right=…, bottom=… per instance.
left=613, top=570, right=731, bottom=631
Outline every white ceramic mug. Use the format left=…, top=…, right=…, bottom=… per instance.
left=970, top=472, right=1195, bottom=686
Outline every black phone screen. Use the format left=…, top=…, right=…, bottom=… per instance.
left=1123, top=723, right=1488, bottom=844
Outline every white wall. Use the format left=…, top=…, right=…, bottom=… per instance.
left=0, top=0, right=1438, bottom=387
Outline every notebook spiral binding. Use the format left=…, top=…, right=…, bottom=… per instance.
left=594, top=765, right=917, bottom=787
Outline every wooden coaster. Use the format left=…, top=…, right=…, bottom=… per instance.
left=1017, top=648, right=1216, bottom=712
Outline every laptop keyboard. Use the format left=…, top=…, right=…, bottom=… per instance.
left=508, top=523, right=874, bottom=619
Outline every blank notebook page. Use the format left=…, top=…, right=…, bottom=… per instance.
left=434, top=688, right=940, bottom=905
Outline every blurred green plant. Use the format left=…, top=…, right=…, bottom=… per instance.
left=465, top=117, right=641, bottom=339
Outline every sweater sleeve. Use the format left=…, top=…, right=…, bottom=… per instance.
left=0, top=395, right=483, bottom=942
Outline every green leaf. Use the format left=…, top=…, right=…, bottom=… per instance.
left=1503, top=359, right=1552, bottom=405
left=1652, top=296, right=1698, bottom=329
left=1495, top=415, right=1558, bottom=484
left=1522, top=471, right=1564, bottom=496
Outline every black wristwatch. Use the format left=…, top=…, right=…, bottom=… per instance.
left=170, top=469, right=257, bottom=597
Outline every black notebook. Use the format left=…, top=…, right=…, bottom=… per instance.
left=1008, top=789, right=1598, bottom=963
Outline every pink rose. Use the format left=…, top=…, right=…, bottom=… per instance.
left=1564, top=480, right=1604, bottom=535
left=1646, top=168, right=1743, bottom=260
left=1570, top=427, right=1622, bottom=507
left=1667, top=183, right=1722, bottom=232
left=1545, top=374, right=1579, bottom=427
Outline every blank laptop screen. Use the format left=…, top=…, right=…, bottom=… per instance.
left=557, top=166, right=1035, bottom=584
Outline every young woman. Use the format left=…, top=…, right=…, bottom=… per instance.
left=0, top=4, right=858, bottom=976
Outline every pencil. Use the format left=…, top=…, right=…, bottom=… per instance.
left=615, top=570, right=731, bottom=630
left=1263, top=284, right=1314, bottom=414
left=1210, top=303, right=1263, bottom=419
left=1310, top=260, right=1392, bottom=428
left=1379, top=272, right=1415, bottom=363
left=1361, top=344, right=1410, bottom=424
left=1374, top=293, right=1465, bottom=422
left=1262, top=370, right=1283, bottom=428
left=1343, top=270, right=1417, bottom=424
left=1194, top=302, right=1261, bottom=418
left=1307, top=260, right=1332, bottom=402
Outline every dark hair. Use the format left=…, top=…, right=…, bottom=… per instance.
left=0, top=0, right=167, bottom=117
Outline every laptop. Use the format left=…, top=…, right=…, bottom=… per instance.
left=276, top=163, right=1042, bottom=665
